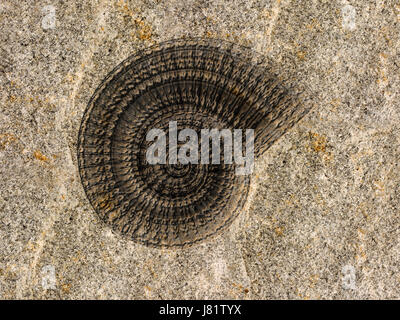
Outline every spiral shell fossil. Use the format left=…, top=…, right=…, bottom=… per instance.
left=77, top=38, right=306, bottom=248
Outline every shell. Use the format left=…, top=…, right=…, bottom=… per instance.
left=77, top=38, right=306, bottom=248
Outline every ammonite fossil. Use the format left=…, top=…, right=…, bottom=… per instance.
left=77, top=38, right=306, bottom=248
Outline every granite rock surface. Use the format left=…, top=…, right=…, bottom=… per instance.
left=0, top=0, right=399, bottom=299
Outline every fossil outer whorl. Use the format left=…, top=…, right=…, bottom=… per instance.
left=77, top=38, right=304, bottom=248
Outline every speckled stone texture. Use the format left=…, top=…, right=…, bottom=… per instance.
left=0, top=0, right=399, bottom=299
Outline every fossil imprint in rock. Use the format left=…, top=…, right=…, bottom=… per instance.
left=77, top=38, right=308, bottom=248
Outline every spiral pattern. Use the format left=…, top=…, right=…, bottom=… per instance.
left=77, top=38, right=304, bottom=248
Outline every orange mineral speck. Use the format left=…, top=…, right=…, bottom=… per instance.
left=0, top=133, right=17, bottom=150
left=309, top=132, right=327, bottom=153
left=33, top=150, right=49, bottom=162
left=275, top=226, right=284, bottom=236
left=61, top=283, right=71, bottom=294
left=297, top=51, right=306, bottom=61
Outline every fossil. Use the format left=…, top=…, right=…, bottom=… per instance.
left=77, top=38, right=307, bottom=248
